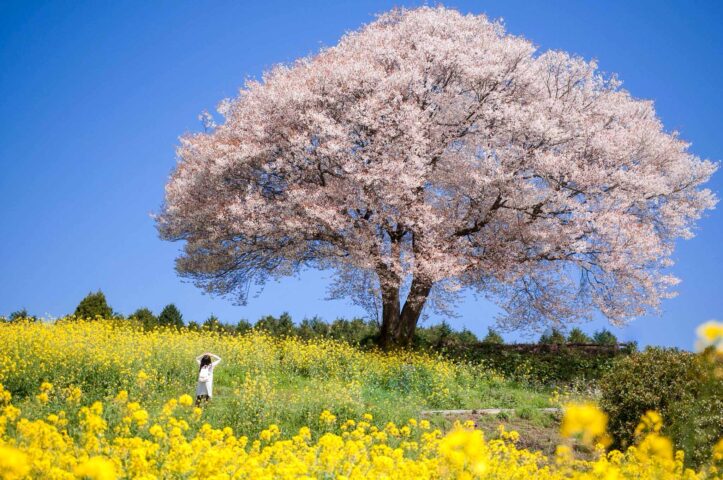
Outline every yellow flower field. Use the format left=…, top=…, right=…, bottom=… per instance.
left=0, top=385, right=720, bottom=479
left=0, top=319, right=720, bottom=478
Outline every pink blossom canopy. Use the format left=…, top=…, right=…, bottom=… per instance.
left=158, top=7, right=717, bottom=333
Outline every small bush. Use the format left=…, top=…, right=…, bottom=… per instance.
left=593, top=328, right=618, bottom=345
left=481, top=327, right=504, bottom=344
left=129, top=307, right=157, bottom=330
left=297, top=317, right=330, bottom=340
left=567, top=327, right=592, bottom=344
left=8, top=309, right=37, bottom=322
left=255, top=312, right=295, bottom=336
left=599, top=347, right=722, bottom=467
left=496, top=411, right=511, bottom=421
left=539, top=328, right=566, bottom=345
left=443, top=343, right=629, bottom=386
left=158, top=304, right=184, bottom=328
left=203, top=315, right=225, bottom=331
left=235, top=319, right=252, bottom=334
left=666, top=349, right=723, bottom=467
left=74, top=291, right=112, bottom=319
left=328, top=317, right=376, bottom=344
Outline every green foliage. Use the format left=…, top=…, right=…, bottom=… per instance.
left=158, top=304, right=184, bottom=328
left=436, top=321, right=454, bottom=338
left=496, top=411, right=511, bottom=421
left=129, top=307, right=158, bottom=330
left=414, top=321, right=486, bottom=349
left=539, top=328, right=566, bottom=345
left=8, top=309, right=37, bottom=322
left=456, top=328, right=479, bottom=344
left=413, top=322, right=453, bottom=348
left=235, top=319, right=252, bottom=334
left=203, top=315, right=224, bottom=331
left=73, top=291, right=112, bottom=319
left=297, top=317, right=330, bottom=340
left=255, top=312, right=295, bottom=336
left=450, top=344, right=631, bottom=386
left=328, top=317, right=377, bottom=344
left=666, top=351, right=723, bottom=468
left=599, top=347, right=722, bottom=467
left=567, top=327, right=592, bottom=344
left=593, top=329, right=618, bottom=345
left=481, top=327, right=504, bottom=345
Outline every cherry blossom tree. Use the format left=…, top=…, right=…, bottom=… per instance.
left=157, top=7, right=717, bottom=348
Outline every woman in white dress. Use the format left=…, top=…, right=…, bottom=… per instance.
left=195, top=352, right=221, bottom=406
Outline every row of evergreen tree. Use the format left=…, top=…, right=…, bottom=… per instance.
left=3, top=290, right=619, bottom=346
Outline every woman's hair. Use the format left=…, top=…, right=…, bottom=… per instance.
left=199, top=354, right=212, bottom=372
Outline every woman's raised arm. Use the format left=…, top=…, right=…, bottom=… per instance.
left=210, top=353, right=221, bottom=366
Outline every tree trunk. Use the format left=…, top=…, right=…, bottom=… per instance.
left=378, top=276, right=432, bottom=350
left=398, top=276, right=433, bottom=346
left=379, top=283, right=400, bottom=350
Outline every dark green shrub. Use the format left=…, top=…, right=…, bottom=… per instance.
left=414, top=321, right=454, bottom=348
left=593, top=328, right=618, bottom=345
left=599, top=347, right=721, bottom=467
left=539, top=327, right=566, bottom=344
left=414, top=321, right=484, bottom=349
left=298, top=317, right=330, bottom=340
left=129, top=307, right=158, bottom=330
left=8, top=309, right=37, bottom=322
left=481, top=327, right=504, bottom=344
left=667, top=367, right=723, bottom=467
left=567, top=327, right=592, bottom=344
left=158, top=304, right=184, bottom=328
left=74, top=291, right=113, bottom=319
left=455, top=328, right=479, bottom=344
left=255, top=313, right=295, bottom=337
left=235, top=319, right=252, bottom=334
left=328, top=317, right=376, bottom=344
left=440, top=342, right=633, bottom=386
left=496, top=411, right=511, bottom=421
left=666, top=348, right=723, bottom=467
left=203, top=315, right=229, bottom=332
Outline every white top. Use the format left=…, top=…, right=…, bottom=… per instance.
left=195, top=353, right=221, bottom=397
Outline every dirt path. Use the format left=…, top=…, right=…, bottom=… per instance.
left=420, top=408, right=595, bottom=459
left=420, top=408, right=560, bottom=416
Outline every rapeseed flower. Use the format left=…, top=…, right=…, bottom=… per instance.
left=0, top=445, right=29, bottom=480
left=696, top=320, right=723, bottom=354
left=561, top=402, right=610, bottom=446
left=74, top=456, right=117, bottom=480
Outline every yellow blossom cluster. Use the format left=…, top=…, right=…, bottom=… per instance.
left=560, top=402, right=611, bottom=447
left=319, top=410, right=337, bottom=425
left=0, top=386, right=719, bottom=479
left=696, top=320, right=723, bottom=355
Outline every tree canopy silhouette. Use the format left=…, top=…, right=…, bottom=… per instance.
left=158, top=7, right=716, bottom=348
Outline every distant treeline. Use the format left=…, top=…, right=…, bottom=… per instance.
left=4, top=290, right=624, bottom=349
left=0, top=290, right=618, bottom=351
left=3, top=290, right=636, bottom=386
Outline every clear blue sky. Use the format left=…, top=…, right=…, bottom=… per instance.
left=0, top=1, right=720, bottom=348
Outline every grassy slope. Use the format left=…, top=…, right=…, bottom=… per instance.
left=0, top=319, right=551, bottom=439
